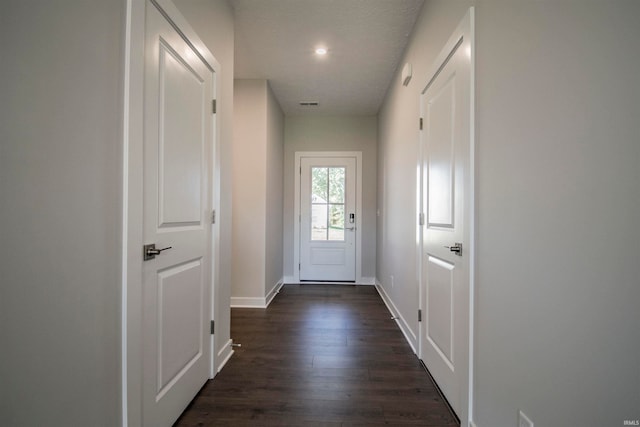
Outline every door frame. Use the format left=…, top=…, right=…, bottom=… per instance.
left=121, top=0, right=221, bottom=424
left=416, top=8, right=475, bottom=426
left=293, top=151, right=363, bottom=283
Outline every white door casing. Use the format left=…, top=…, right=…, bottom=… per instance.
left=294, top=152, right=362, bottom=283
left=418, top=9, right=474, bottom=425
left=123, top=0, right=219, bottom=425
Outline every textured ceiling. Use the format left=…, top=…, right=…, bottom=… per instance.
left=231, top=0, right=425, bottom=115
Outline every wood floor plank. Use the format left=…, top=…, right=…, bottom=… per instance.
left=174, top=284, right=458, bottom=426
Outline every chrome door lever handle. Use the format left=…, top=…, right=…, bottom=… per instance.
left=444, top=243, right=462, bottom=256
left=345, top=227, right=356, bottom=231
left=144, top=243, right=172, bottom=261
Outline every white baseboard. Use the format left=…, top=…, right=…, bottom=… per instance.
left=230, top=278, right=284, bottom=308
left=230, top=296, right=265, bottom=308
left=265, top=279, right=284, bottom=307
left=375, top=281, right=418, bottom=354
left=280, top=276, right=376, bottom=285
left=216, top=339, right=234, bottom=373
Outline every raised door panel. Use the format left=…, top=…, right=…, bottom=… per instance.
left=426, top=75, right=455, bottom=228
left=158, top=41, right=204, bottom=227
left=426, top=256, right=454, bottom=369
left=156, top=260, right=204, bottom=400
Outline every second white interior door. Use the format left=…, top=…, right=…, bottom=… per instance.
left=300, top=156, right=356, bottom=281
left=141, top=1, right=214, bottom=424
left=419, top=10, right=473, bottom=424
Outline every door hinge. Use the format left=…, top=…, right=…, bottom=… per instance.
left=298, top=263, right=301, bottom=271
left=418, top=309, right=422, bottom=322
left=299, top=166, right=302, bottom=174
left=210, top=320, right=215, bottom=334
left=212, top=99, right=217, bottom=114
left=419, top=117, right=423, bottom=130
left=212, top=210, right=216, bottom=224
left=419, top=212, right=425, bottom=226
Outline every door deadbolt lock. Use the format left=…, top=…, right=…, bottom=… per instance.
left=444, top=242, right=463, bottom=256
left=144, top=243, right=172, bottom=261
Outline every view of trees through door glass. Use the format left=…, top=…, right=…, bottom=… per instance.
left=311, top=167, right=345, bottom=241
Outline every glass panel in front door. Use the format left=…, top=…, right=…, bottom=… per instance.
left=311, top=166, right=346, bottom=241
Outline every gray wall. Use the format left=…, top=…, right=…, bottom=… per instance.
left=378, top=0, right=640, bottom=425
left=283, top=116, right=377, bottom=281
left=265, top=83, right=285, bottom=294
left=233, top=80, right=268, bottom=297
left=473, top=1, right=640, bottom=425
left=232, top=79, right=284, bottom=300
left=0, top=1, right=125, bottom=425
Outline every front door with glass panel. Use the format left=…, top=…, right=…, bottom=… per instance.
left=300, top=156, right=356, bottom=281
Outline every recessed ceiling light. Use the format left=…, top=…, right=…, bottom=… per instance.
left=315, top=47, right=327, bottom=55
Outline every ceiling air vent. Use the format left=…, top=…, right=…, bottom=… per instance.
left=299, top=101, right=319, bottom=106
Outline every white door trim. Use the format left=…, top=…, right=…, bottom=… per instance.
left=122, top=0, right=221, bottom=425
left=293, top=151, right=363, bottom=283
left=416, top=7, right=475, bottom=426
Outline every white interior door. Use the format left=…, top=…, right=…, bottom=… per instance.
left=142, top=2, right=214, bottom=425
left=300, top=156, right=356, bottom=281
left=419, top=11, right=472, bottom=424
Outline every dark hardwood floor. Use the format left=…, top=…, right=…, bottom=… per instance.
left=175, top=284, right=459, bottom=426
